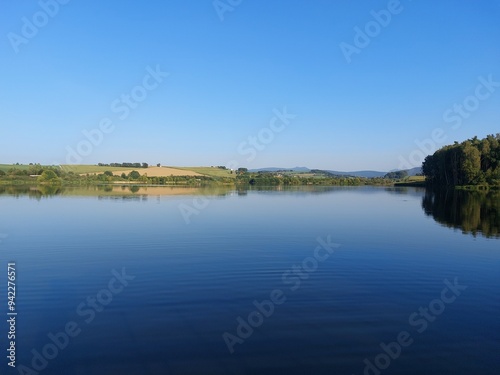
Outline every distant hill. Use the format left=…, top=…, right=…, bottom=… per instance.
left=385, top=166, right=422, bottom=177
left=406, top=167, right=422, bottom=176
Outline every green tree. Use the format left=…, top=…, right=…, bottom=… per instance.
left=423, top=134, right=500, bottom=187
left=129, top=170, right=141, bottom=180
left=37, top=170, right=61, bottom=184
left=384, top=170, right=408, bottom=179
left=28, top=164, right=43, bottom=175
left=461, top=142, right=481, bottom=184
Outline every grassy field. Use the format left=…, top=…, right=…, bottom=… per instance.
left=394, top=175, right=426, bottom=187
left=0, top=164, right=44, bottom=172
left=175, top=167, right=236, bottom=179
left=405, top=175, right=426, bottom=182
left=117, top=167, right=203, bottom=177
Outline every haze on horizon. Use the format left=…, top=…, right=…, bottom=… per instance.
left=1, top=0, right=499, bottom=171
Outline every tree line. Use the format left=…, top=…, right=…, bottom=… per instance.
left=235, top=171, right=393, bottom=186
left=97, top=162, right=149, bottom=168
left=422, top=134, right=500, bottom=187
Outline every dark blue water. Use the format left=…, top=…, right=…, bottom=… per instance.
left=0, top=186, right=499, bottom=374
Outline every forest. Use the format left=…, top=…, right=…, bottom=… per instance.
left=422, top=134, right=500, bottom=187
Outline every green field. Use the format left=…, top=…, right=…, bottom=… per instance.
left=174, top=167, right=236, bottom=179
left=394, top=175, right=426, bottom=187
left=0, top=164, right=45, bottom=172
left=406, top=175, right=426, bottom=182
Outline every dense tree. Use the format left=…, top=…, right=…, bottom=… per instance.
left=423, top=134, right=500, bottom=186
left=27, top=164, right=44, bottom=175
left=384, top=170, right=408, bottom=179
left=235, top=171, right=384, bottom=186
left=37, top=170, right=61, bottom=184
left=129, top=170, right=141, bottom=180
left=8, top=168, right=27, bottom=176
left=98, top=162, right=149, bottom=168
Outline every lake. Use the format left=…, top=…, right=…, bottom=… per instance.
left=0, top=185, right=499, bottom=374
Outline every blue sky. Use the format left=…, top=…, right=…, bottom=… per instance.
left=0, top=0, right=499, bottom=171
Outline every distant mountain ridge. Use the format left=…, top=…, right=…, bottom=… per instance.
left=249, top=166, right=422, bottom=178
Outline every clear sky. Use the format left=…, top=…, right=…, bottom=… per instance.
left=1, top=0, right=499, bottom=171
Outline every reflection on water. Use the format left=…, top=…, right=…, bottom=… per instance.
left=422, top=189, right=500, bottom=238
left=3, top=185, right=499, bottom=239
left=0, top=184, right=235, bottom=199
left=0, top=184, right=366, bottom=199
left=0, top=184, right=63, bottom=198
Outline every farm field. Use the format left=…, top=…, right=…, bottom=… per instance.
left=60, top=165, right=132, bottom=174
left=175, top=167, right=235, bottom=179
left=2, top=164, right=234, bottom=178
left=116, top=167, right=203, bottom=177
left=59, top=165, right=205, bottom=177
left=406, top=175, right=426, bottom=182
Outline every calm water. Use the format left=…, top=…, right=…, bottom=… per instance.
left=0, top=186, right=499, bottom=374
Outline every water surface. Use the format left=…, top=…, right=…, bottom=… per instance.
left=0, top=186, right=498, bottom=374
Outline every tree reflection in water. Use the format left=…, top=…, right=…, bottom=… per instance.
left=422, top=189, right=500, bottom=238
